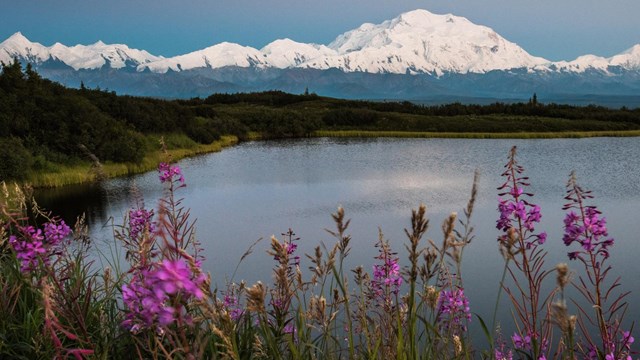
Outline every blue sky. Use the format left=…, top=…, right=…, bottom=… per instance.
left=1, top=0, right=639, bottom=61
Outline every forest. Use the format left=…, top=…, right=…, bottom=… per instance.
left=1, top=59, right=639, bottom=181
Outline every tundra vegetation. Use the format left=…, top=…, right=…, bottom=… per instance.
left=0, top=146, right=635, bottom=359
left=1, top=60, right=640, bottom=186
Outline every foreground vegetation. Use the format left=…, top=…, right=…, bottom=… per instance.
left=2, top=60, right=640, bottom=185
left=0, top=147, right=635, bottom=359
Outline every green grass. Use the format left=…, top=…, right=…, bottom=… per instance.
left=24, top=128, right=640, bottom=188
left=313, top=129, right=640, bottom=139
left=26, top=135, right=238, bottom=188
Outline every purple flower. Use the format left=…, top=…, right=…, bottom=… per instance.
left=158, top=162, right=185, bottom=184
left=273, top=233, right=300, bottom=267
left=496, top=156, right=545, bottom=249
left=371, top=256, right=402, bottom=297
left=122, top=275, right=160, bottom=328
left=495, top=349, right=513, bottom=360
left=563, top=185, right=615, bottom=261
left=512, top=332, right=532, bottom=350
left=223, top=293, right=243, bottom=321
left=8, top=225, right=58, bottom=273
left=283, top=323, right=296, bottom=335
left=43, top=220, right=71, bottom=245
left=121, top=259, right=206, bottom=331
left=128, top=208, right=154, bottom=240
left=436, top=288, right=471, bottom=334
left=153, top=259, right=205, bottom=299
left=537, top=232, right=547, bottom=244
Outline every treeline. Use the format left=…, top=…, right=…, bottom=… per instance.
left=0, top=62, right=317, bottom=181
left=200, top=91, right=640, bottom=125
left=2, top=61, right=639, bottom=181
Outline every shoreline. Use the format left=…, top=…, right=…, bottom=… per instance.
left=26, top=136, right=239, bottom=188
left=26, top=129, right=640, bottom=188
left=313, top=129, right=640, bottom=139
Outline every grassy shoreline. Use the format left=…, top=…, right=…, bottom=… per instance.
left=26, top=129, right=640, bottom=188
left=313, top=129, right=640, bottom=139
left=26, top=136, right=238, bottom=188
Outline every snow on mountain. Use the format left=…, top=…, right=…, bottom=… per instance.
left=49, top=41, right=162, bottom=70
left=0, top=32, right=51, bottom=64
left=138, top=9, right=550, bottom=75
left=549, top=55, right=611, bottom=73
left=260, top=38, right=337, bottom=68
left=541, top=44, right=640, bottom=73
left=609, top=44, right=640, bottom=69
left=138, top=42, right=267, bottom=73
left=300, top=9, right=549, bottom=75
left=2, top=10, right=639, bottom=76
left=0, top=32, right=161, bottom=70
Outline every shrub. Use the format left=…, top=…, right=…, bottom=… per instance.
left=0, top=137, right=32, bottom=181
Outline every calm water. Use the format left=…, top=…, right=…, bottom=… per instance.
left=36, top=137, right=640, bottom=336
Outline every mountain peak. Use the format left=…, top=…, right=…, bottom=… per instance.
left=1, top=32, right=39, bottom=48
left=609, top=43, right=640, bottom=69
left=396, top=9, right=454, bottom=25
left=0, top=32, right=50, bottom=64
left=5, top=32, right=29, bottom=43
left=620, top=44, right=640, bottom=56
left=324, top=8, right=547, bottom=74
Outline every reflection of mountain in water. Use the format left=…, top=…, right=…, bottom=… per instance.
left=34, top=183, right=110, bottom=228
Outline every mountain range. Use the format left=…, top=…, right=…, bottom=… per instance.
left=2, top=9, right=640, bottom=104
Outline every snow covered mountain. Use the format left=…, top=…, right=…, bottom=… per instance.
left=136, top=38, right=338, bottom=73
left=547, top=44, right=640, bottom=73
left=1, top=9, right=639, bottom=102
left=303, top=9, right=549, bottom=75
left=134, top=9, right=639, bottom=75
left=0, top=32, right=162, bottom=70
left=135, top=9, right=550, bottom=75
left=3, top=10, right=639, bottom=75
left=0, top=32, right=50, bottom=64
left=139, top=42, right=266, bottom=73
left=260, top=39, right=337, bottom=68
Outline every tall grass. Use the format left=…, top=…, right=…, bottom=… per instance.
left=0, top=147, right=635, bottom=359
left=25, top=135, right=238, bottom=188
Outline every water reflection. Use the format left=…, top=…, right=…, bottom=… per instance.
left=34, top=183, right=107, bottom=226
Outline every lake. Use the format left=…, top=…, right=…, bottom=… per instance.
left=35, top=137, right=640, bottom=339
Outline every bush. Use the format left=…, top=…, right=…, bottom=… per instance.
left=322, top=108, right=379, bottom=128
left=0, top=137, right=32, bottom=181
left=184, top=117, right=221, bottom=144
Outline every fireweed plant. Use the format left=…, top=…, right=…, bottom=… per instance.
left=0, top=147, right=635, bottom=359
left=562, top=171, right=634, bottom=360
left=495, top=146, right=552, bottom=360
